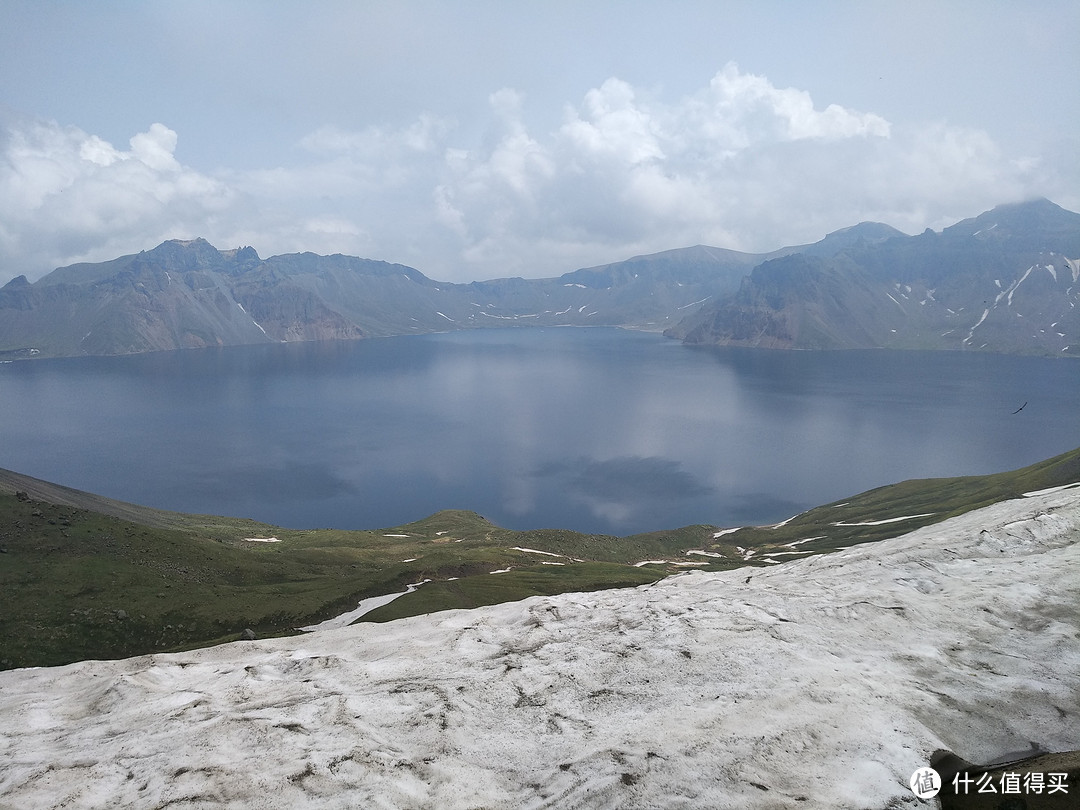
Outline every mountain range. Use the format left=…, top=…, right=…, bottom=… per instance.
left=2, top=198, right=1078, bottom=358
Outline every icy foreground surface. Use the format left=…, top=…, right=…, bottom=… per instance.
left=2, top=490, right=1078, bottom=809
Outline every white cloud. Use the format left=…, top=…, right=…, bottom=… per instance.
left=1, top=63, right=1072, bottom=286
left=701, top=63, right=891, bottom=143
left=561, top=78, right=665, bottom=165
left=0, top=120, right=234, bottom=279
left=417, top=63, right=1057, bottom=273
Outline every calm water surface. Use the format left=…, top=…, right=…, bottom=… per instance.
left=2, top=328, right=1078, bottom=535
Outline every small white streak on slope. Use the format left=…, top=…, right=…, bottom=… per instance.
left=885, top=292, right=905, bottom=311
left=784, top=536, right=824, bottom=547
left=237, top=302, right=268, bottom=335
left=1007, top=265, right=1035, bottom=306
left=832, top=513, right=935, bottom=527
left=769, top=513, right=804, bottom=529
left=1066, top=257, right=1080, bottom=283
left=1045, top=264, right=1057, bottom=281
left=512, top=547, right=567, bottom=558
left=712, top=528, right=742, bottom=538
left=677, top=296, right=711, bottom=310
left=963, top=308, right=990, bottom=345
left=435, top=312, right=454, bottom=322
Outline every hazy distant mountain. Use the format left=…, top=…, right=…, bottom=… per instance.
left=0, top=240, right=759, bottom=358
left=667, top=199, right=1080, bottom=356
left=3, top=198, right=1078, bottom=358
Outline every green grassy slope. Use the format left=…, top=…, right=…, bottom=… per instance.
left=2, top=446, right=1078, bottom=669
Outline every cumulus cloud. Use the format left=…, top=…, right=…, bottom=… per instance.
left=0, top=120, right=234, bottom=279
left=1, top=63, right=1070, bottom=285
left=422, top=62, right=1056, bottom=276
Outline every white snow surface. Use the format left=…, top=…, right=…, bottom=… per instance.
left=2, top=489, right=1079, bottom=809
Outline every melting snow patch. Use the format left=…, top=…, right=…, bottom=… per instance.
left=299, top=579, right=431, bottom=632
left=512, top=547, right=567, bottom=558
left=784, top=536, right=824, bottom=547
left=769, top=513, right=800, bottom=529
left=242, top=537, right=280, bottom=543
left=832, top=513, right=934, bottom=527
left=964, top=308, right=990, bottom=345
left=1023, top=481, right=1080, bottom=497
left=712, top=527, right=742, bottom=538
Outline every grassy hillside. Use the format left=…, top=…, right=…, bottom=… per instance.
left=2, top=446, right=1078, bottom=669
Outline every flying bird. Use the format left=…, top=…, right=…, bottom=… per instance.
left=1011, top=401, right=1027, bottom=414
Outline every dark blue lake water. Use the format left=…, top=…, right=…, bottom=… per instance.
left=1, top=328, right=1077, bottom=535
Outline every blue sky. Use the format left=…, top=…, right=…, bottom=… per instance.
left=2, top=1, right=1078, bottom=284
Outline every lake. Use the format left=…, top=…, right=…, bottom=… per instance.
left=2, top=327, right=1078, bottom=536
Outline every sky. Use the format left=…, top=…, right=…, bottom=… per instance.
left=1, top=1, right=1078, bottom=285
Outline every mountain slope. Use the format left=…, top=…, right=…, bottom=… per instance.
left=1, top=483, right=1077, bottom=808
left=669, top=198, right=1080, bottom=355
left=2, top=446, right=1078, bottom=669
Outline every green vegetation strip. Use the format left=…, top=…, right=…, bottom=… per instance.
left=1, top=446, right=1077, bottom=669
